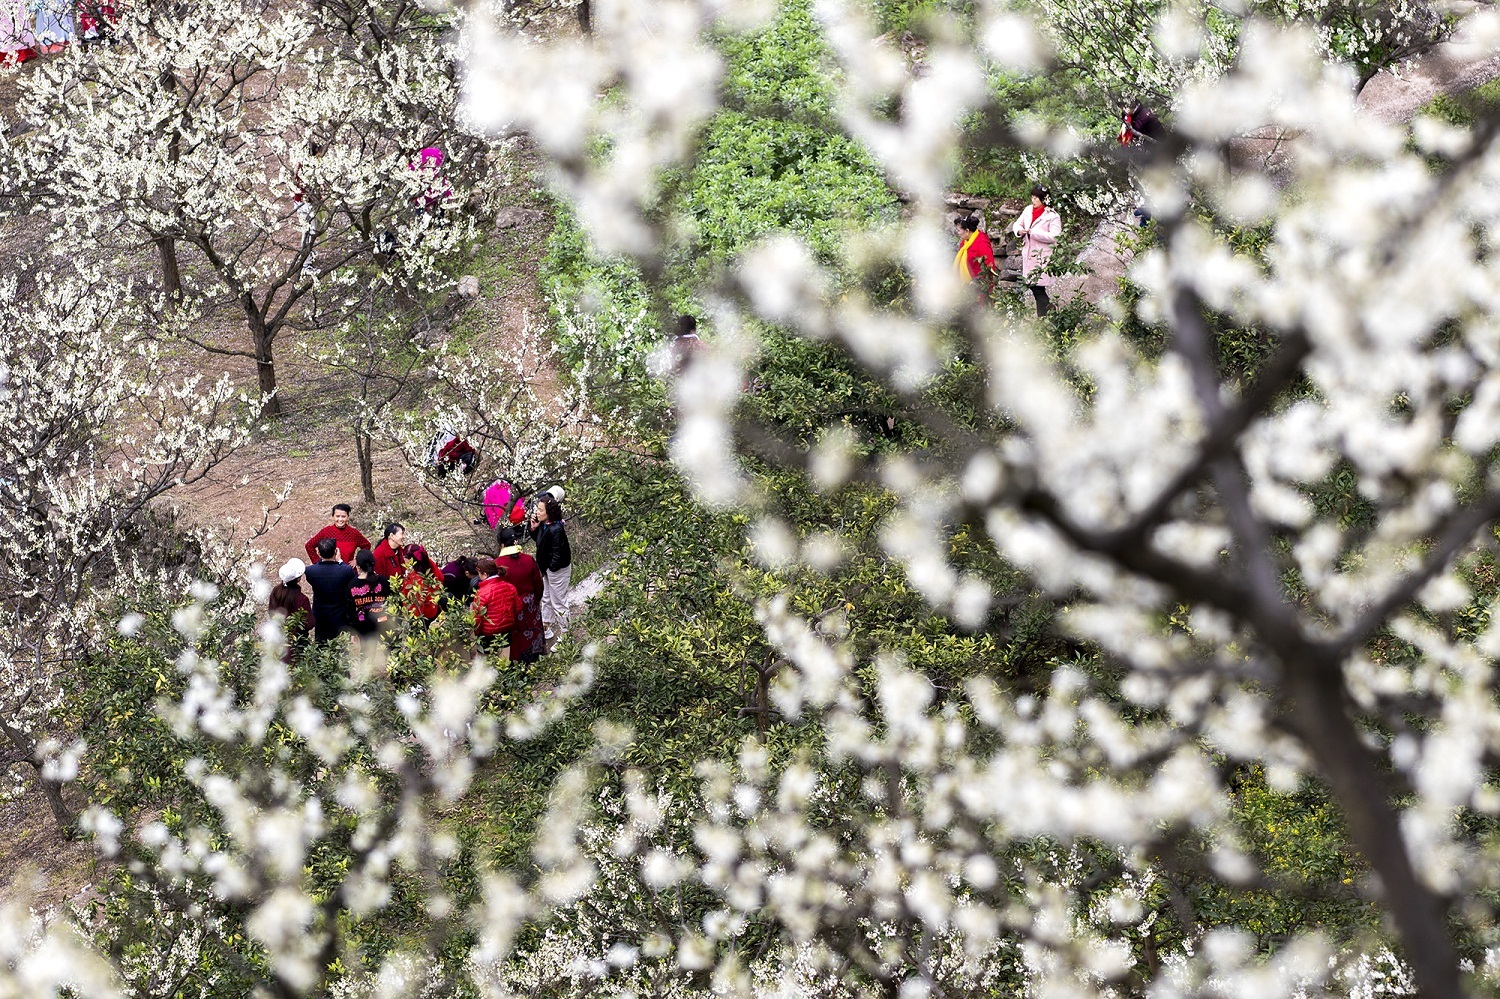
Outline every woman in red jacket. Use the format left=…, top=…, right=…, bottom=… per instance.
left=398, top=544, right=444, bottom=625
left=472, top=558, right=520, bottom=658
left=371, top=522, right=408, bottom=578
left=952, top=215, right=995, bottom=285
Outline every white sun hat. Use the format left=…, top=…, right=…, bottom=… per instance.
left=278, top=558, right=307, bottom=584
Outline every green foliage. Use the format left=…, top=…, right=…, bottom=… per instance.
left=1421, top=79, right=1500, bottom=129
left=862, top=0, right=974, bottom=35
left=673, top=110, right=897, bottom=282
left=540, top=0, right=901, bottom=426
left=1207, top=768, right=1374, bottom=947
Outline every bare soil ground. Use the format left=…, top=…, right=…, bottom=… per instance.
left=0, top=788, right=95, bottom=916
left=172, top=155, right=559, bottom=568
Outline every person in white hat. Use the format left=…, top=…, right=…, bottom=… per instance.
left=268, top=557, right=315, bottom=663
left=546, top=484, right=565, bottom=503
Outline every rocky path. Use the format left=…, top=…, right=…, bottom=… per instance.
left=1054, top=25, right=1500, bottom=308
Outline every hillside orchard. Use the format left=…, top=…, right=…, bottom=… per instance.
left=2, top=0, right=1500, bottom=997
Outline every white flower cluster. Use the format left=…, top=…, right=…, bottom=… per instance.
left=379, top=312, right=609, bottom=509
left=459, top=2, right=1500, bottom=997
left=6, top=0, right=497, bottom=415
left=0, top=270, right=252, bottom=823
left=70, top=595, right=603, bottom=997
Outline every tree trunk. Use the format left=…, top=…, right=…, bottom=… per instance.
left=1289, top=669, right=1464, bottom=999
left=254, top=329, right=281, bottom=418
left=356, top=428, right=376, bottom=503
left=577, top=0, right=590, bottom=35
left=38, top=775, right=76, bottom=840
left=157, top=236, right=182, bottom=300
left=0, top=721, right=75, bottom=839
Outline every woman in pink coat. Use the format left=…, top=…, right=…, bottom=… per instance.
left=1012, top=185, right=1062, bottom=316
left=482, top=479, right=525, bottom=530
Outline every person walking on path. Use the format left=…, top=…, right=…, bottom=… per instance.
left=528, top=489, right=572, bottom=651
left=304, top=504, right=372, bottom=564
left=346, top=549, right=391, bottom=644
left=952, top=215, right=996, bottom=286
left=496, top=526, right=545, bottom=662
left=371, top=522, right=408, bottom=579
left=472, top=557, right=520, bottom=658
left=268, top=558, right=315, bottom=663
left=1012, top=186, right=1061, bottom=316
left=305, top=537, right=357, bottom=643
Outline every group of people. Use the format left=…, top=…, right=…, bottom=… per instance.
left=266, top=486, right=574, bottom=664
left=2, top=0, right=114, bottom=63
left=954, top=184, right=1063, bottom=317
left=953, top=106, right=1165, bottom=316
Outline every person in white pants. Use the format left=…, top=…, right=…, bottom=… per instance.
left=529, top=487, right=573, bottom=649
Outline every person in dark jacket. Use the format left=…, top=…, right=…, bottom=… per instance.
left=441, top=555, right=478, bottom=601
left=346, top=549, right=391, bottom=642
left=669, top=314, right=702, bottom=375
left=1119, top=99, right=1164, bottom=144
left=528, top=491, right=572, bottom=650
left=268, top=557, right=315, bottom=663
left=304, top=537, right=357, bottom=642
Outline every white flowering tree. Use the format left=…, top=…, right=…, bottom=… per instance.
left=1253, top=0, right=1466, bottom=92
left=377, top=314, right=610, bottom=537
left=10, top=1, right=1500, bottom=998
left=460, top=1, right=1500, bottom=997
left=73, top=605, right=603, bottom=998
left=7, top=0, right=491, bottom=418
left=1025, top=0, right=1470, bottom=108
left=0, top=269, right=252, bottom=836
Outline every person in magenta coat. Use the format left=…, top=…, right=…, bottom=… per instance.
left=482, top=479, right=526, bottom=530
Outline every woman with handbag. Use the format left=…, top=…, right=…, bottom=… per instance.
left=528, top=489, right=573, bottom=652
